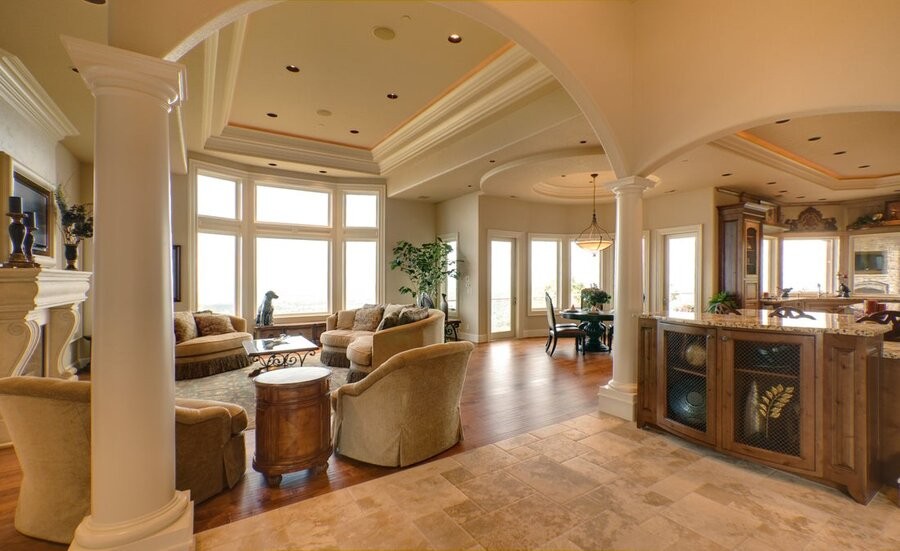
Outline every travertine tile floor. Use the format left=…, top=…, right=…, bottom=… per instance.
left=196, top=413, right=899, bottom=550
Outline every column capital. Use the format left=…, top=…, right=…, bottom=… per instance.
left=605, top=175, right=656, bottom=195
left=62, top=36, right=186, bottom=110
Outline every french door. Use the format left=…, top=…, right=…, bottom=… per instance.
left=657, top=226, right=701, bottom=313
left=490, top=237, right=516, bottom=339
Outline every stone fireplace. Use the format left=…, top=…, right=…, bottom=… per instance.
left=0, top=267, right=91, bottom=445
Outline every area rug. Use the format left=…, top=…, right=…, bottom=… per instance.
left=175, top=357, right=348, bottom=430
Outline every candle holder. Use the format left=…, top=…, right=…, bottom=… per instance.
left=2, top=210, right=34, bottom=268
left=22, top=212, right=36, bottom=263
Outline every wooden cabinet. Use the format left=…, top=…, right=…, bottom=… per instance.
left=637, top=319, right=881, bottom=503
left=255, top=321, right=326, bottom=344
left=719, top=203, right=767, bottom=309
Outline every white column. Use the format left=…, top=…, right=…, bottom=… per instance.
left=598, top=176, right=655, bottom=421
left=63, top=37, right=192, bottom=550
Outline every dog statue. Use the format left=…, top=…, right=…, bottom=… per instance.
left=256, top=290, right=279, bottom=326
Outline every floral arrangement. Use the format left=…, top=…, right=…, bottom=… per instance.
left=55, top=188, right=93, bottom=245
left=580, top=287, right=611, bottom=309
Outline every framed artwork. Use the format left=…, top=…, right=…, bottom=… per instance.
left=12, top=172, right=51, bottom=255
left=172, top=245, right=182, bottom=302
left=886, top=199, right=900, bottom=221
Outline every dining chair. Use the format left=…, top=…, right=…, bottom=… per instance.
left=544, top=293, right=586, bottom=356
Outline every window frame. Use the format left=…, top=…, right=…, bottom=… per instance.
left=254, top=181, right=332, bottom=229
left=527, top=234, right=563, bottom=315
left=780, top=235, right=839, bottom=294
left=343, top=238, right=379, bottom=310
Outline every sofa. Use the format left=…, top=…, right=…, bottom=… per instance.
left=0, top=376, right=248, bottom=544
left=320, top=304, right=445, bottom=383
left=332, top=341, right=475, bottom=467
left=174, top=311, right=253, bottom=380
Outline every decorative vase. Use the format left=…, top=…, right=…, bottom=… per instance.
left=440, top=293, right=449, bottom=318
left=64, top=243, right=78, bottom=270
left=418, top=291, right=435, bottom=309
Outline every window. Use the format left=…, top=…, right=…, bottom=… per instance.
left=345, top=193, right=377, bottom=228
left=530, top=239, right=560, bottom=311
left=192, top=162, right=383, bottom=319
left=256, top=237, right=330, bottom=314
left=344, top=241, right=377, bottom=308
left=197, top=232, right=238, bottom=314
left=197, top=173, right=238, bottom=219
left=443, top=238, right=458, bottom=312
left=761, top=236, right=777, bottom=296
left=256, top=185, right=329, bottom=226
left=570, top=242, right=600, bottom=309
left=782, top=238, right=836, bottom=293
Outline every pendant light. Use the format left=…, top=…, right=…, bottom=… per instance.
left=575, top=173, right=613, bottom=253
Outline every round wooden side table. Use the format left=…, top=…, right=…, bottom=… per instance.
left=252, top=366, right=332, bottom=487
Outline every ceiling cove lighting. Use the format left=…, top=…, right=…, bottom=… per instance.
left=575, top=173, right=613, bottom=254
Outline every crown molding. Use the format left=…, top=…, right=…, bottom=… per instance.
left=373, top=45, right=555, bottom=173
left=713, top=134, right=899, bottom=191
left=0, top=49, right=78, bottom=142
left=205, top=126, right=380, bottom=175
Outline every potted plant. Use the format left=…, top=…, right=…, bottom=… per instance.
left=580, top=287, right=611, bottom=310
left=55, top=187, right=93, bottom=270
left=390, top=238, right=458, bottom=308
left=707, top=291, right=738, bottom=313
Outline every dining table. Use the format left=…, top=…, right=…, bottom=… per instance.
left=560, top=309, right=614, bottom=352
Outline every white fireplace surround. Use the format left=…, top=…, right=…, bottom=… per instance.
left=0, top=267, right=91, bottom=445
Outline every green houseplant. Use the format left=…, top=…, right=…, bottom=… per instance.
left=390, top=238, right=458, bottom=307
left=707, top=291, right=738, bottom=313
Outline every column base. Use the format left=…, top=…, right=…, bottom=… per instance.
left=70, top=491, right=194, bottom=551
left=597, top=384, right=637, bottom=421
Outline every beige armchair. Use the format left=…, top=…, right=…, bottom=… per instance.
left=0, top=377, right=247, bottom=544
left=332, top=341, right=475, bottom=467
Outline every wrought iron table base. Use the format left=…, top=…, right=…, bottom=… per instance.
left=248, top=350, right=317, bottom=378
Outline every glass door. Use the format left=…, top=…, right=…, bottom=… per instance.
left=490, top=238, right=515, bottom=339
left=662, top=232, right=699, bottom=312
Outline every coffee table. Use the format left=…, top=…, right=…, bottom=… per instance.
left=243, top=334, right=319, bottom=378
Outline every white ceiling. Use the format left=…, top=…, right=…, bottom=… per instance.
left=3, top=0, right=899, bottom=206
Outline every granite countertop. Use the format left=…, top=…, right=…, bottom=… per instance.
left=640, top=309, right=892, bottom=337
left=884, top=342, right=900, bottom=360
left=759, top=296, right=863, bottom=304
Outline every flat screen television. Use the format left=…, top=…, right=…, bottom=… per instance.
left=854, top=251, right=886, bottom=273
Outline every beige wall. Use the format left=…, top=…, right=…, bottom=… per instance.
left=437, top=193, right=480, bottom=339
left=171, top=171, right=191, bottom=312
left=384, top=198, right=437, bottom=305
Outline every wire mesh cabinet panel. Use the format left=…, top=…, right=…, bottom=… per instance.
left=720, top=329, right=816, bottom=471
left=657, top=323, right=718, bottom=445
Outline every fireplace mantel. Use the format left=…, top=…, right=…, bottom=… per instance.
left=0, top=267, right=91, bottom=378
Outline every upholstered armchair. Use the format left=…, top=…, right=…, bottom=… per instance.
left=0, top=377, right=248, bottom=544
left=332, top=341, right=475, bottom=467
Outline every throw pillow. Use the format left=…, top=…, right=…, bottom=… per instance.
left=376, top=312, right=400, bottom=331
left=382, top=303, right=410, bottom=320
left=173, top=311, right=198, bottom=343
left=194, top=314, right=236, bottom=336
left=353, top=305, right=385, bottom=331
left=398, top=306, right=429, bottom=326
left=336, top=309, right=357, bottom=330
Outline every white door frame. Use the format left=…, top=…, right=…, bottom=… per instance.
left=653, top=224, right=703, bottom=313
left=487, top=229, right=524, bottom=340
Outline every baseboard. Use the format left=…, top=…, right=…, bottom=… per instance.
left=522, top=329, right=547, bottom=338
left=458, top=331, right=488, bottom=343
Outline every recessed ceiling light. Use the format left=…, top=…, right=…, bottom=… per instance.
left=833, top=151, right=847, bottom=155
left=349, top=129, right=359, bottom=134
left=285, top=65, right=300, bottom=73
left=266, top=112, right=278, bottom=118
left=448, top=34, right=462, bottom=44
left=666, top=190, right=676, bottom=194
left=489, top=159, right=496, bottom=163
left=386, top=92, right=398, bottom=100
left=681, top=159, right=689, bottom=163
left=316, top=109, right=332, bottom=117
left=779, top=189, right=788, bottom=193
left=766, top=181, right=776, bottom=185
left=579, top=140, right=587, bottom=144
left=510, top=195, right=517, bottom=199
left=858, top=164, right=871, bottom=169
left=70, top=66, right=79, bottom=73
left=561, top=174, right=566, bottom=178
left=418, top=195, right=430, bottom=200
left=268, top=163, right=277, bottom=167
left=467, top=185, right=472, bottom=188
left=83, top=0, right=106, bottom=4
left=775, top=118, right=791, bottom=124
left=373, top=27, right=396, bottom=41
left=819, top=198, right=827, bottom=201
left=797, top=195, right=806, bottom=199
left=808, top=136, right=821, bottom=141
left=721, top=173, right=733, bottom=177
left=319, top=170, right=327, bottom=174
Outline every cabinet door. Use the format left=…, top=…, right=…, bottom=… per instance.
left=657, top=323, right=717, bottom=445
left=720, top=330, right=815, bottom=471
left=636, top=319, right=657, bottom=427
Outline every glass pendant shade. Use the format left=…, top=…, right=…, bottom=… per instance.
left=575, top=173, right=613, bottom=252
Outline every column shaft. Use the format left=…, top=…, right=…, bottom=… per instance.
left=599, top=176, right=655, bottom=420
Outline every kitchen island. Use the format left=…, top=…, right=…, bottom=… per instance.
left=636, top=309, right=892, bottom=504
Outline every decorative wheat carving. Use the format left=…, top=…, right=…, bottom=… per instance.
left=757, top=384, right=795, bottom=439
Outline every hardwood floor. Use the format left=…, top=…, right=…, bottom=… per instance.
left=0, top=338, right=611, bottom=548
